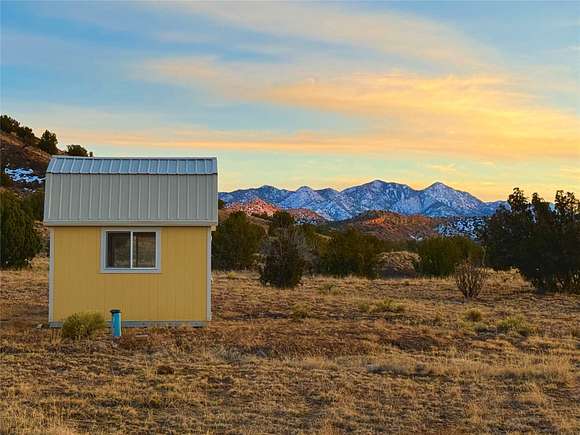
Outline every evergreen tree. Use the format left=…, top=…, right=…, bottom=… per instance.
left=321, top=228, right=382, bottom=278
left=1, top=191, right=42, bottom=268
left=37, top=130, right=59, bottom=154
left=66, top=144, right=90, bottom=157
left=212, top=211, right=265, bottom=270
left=268, top=210, right=294, bottom=234
left=416, top=236, right=482, bottom=277
left=260, top=227, right=306, bottom=288
left=22, top=190, right=45, bottom=221
left=481, top=188, right=579, bottom=293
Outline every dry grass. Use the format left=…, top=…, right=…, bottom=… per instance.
left=1, top=257, right=578, bottom=434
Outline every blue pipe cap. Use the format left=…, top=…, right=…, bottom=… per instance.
left=110, top=309, right=121, bottom=314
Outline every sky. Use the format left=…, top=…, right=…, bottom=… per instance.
left=1, top=1, right=579, bottom=200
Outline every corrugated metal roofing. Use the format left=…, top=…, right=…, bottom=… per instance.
left=43, top=157, right=218, bottom=226
left=47, top=157, right=217, bottom=175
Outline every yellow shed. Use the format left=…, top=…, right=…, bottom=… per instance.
left=43, top=156, right=218, bottom=327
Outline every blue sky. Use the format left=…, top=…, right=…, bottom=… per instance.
left=1, top=1, right=578, bottom=199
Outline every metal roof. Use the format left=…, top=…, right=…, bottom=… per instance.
left=47, top=156, right=218, bottom=175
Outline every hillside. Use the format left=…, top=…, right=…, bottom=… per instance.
left=224, top=198, right=327, bottom=224
left=329, top=210, right=441, bottom=240
left=1, top=258, right=578, bottom=433
left=220, top=180, right=507, bottom=220
left=222, top=199, right=481, bottom=240
left=0, top=131, right=51, bottom=187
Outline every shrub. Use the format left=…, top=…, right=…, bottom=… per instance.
left=464, top=308, right=483, bottom=322
left=22, top=190, right=45, bottom=221
left=317, top=282, right=336, bottom=295
left=0, top=191, right=42, bottom=268
left=370, top=298, right=405, bottom=313
left=268, top=211, right=294, bottom=234
left=61, top=312, right=106, bottom=340
left=377, top=251, right=419, bottom=278
left=455, top=260, right=487, bottom=300
left=212, top=211, right=265, bottom=270
left=358, top=301, right=371, bottom=313
left=37, top=130, right=59, bottom=154
left=0, top=171, right=13, bottom=187
left=481, top=188, right=579, bottom=293
left=321, top=228, right=382, bottom=278
left=416, top=236, right=483, bottom=277
left=496, top=315, right=533, bottom=336
left=290, top=304, right=309, bottom=320
left=260, top=227, right=306, bottom=288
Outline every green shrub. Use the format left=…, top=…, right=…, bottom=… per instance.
left=268, top=210, right=294, bottom=234
left=212, top=211, right=265, bottom=270
left=416, top=236, right=483, bottom=277
left=0, top=191, right=42, bottom=268
left=321, top=228, right=382, bottom=278
left=496, top=315, right=533, bottom=336
left=61, top=312, right=106, bottom=340
left=464, top=308, right=483, bottom=322
left=22, top=190, right=45, bottom=221
left=260, top=227, right=306, bottom=288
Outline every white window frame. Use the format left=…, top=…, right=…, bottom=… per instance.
left=100, top=228, right=161, bottom=273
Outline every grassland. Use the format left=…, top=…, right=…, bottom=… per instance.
left=1, top=257, right=578, bottom=434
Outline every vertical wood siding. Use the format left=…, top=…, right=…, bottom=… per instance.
left=51, top=227, right=208, bottom=322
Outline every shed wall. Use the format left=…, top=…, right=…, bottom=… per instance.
left=51, top=226, right=209, bottom=322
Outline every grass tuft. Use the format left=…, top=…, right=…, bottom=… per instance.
left=497, top=315, right=534, bottom=336
left=464, top=308, right=483, bottom=322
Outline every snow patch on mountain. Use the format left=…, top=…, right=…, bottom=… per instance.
left=436, top=217, right=486, bottom=240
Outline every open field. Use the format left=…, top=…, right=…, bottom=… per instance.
left=1, top=257, right=578, bottom=434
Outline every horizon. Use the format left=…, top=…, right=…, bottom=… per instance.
left=2, top=1, right=579, bottom=201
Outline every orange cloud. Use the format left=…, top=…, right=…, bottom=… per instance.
left=140, top=58, right=580, bottom=161
left=267, top=73, right=580, bottom=159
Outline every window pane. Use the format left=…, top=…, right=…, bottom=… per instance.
left=106, top=232, right=130, bottom=268
left=133, top=232, right=156, bottom=268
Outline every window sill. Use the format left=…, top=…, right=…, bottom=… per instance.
left=100, top=268, right=161, bottom=274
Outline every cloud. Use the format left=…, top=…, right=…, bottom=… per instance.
left=147, top=1, right=493, bottom=68
left=425, top=163, right=460, bottom=174
left=140, top=57, right=580, bottom=161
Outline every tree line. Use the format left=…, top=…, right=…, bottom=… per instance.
left=1, top=114, right=92, bottom=156
left=2, top=185, right=578, bottom=295
left=213, top=188, right=579, bottom=294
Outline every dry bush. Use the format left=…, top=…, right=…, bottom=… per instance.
left=454, top=261, right=488, bottom=300
left=370, top=298, right=405, bottom=314
left=376, top=251, right=419, bottom=278
left=464, top=308, right=483, bottom=322
left=290, top=304, right=310, bottom=320
left=61, top=312, right=106, bottom=340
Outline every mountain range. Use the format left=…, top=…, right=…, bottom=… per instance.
left=219, top=180, right=505, bottom=221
